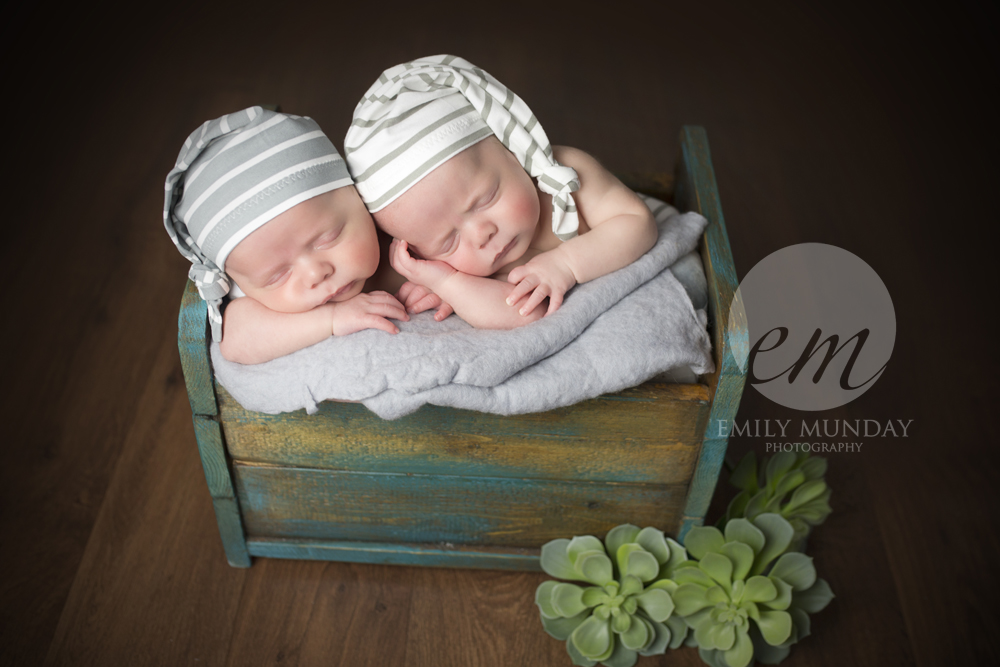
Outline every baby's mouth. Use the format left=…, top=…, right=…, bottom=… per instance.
left=494, top=237, right=517, bottom=265
left=325, top=280, right=355, bottom=303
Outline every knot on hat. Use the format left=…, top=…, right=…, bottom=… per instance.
left=536, top=164, right=581, bottom=241
left=189, top=264, right=231, bottom=301
left=188, top=264, right=230, bottom=341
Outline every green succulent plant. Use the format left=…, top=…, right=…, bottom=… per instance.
left=673, top=513, right=834, bottom=667
left=720, top=452, right=832, bottom=552
left=535, top=525, right=690, bottom=667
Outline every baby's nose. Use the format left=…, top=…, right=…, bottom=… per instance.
left=307, top=258, right=334, bottom=286
left=476, top=222, right=497, bottom=248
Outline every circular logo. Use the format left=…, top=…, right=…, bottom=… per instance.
left=728, top=243, right=895, bottom=411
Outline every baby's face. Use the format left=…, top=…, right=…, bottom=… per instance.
left=374, top=137, right=540, bottom=277
left=225, top=186, right=379, bottom=313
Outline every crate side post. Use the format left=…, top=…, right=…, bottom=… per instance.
left=673, top=127, right=748, bottom=541
left=178, top=280, right=251, bottom=567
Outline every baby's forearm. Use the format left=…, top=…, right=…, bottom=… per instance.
left=220, top=298, right=334, bottom=364
left=562, top=212, right=658, bottom=284
left=434, top=272, right=544, bottom=329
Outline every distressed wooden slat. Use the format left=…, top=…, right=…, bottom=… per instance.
left=192, top=415, right=235, bottom=499
left=177, top=279, right=218, bottom=417
left=234, top=463, right=687, bottom=547
left=212, top=497, right=251, bottom=567
left=674, top=126, right=747, bottom=540
left=220, top=382, right=709, bottom=484
left=246, top=538, right=541, bottom=570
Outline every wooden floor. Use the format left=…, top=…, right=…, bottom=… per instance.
left=2, top=1, right=997, bottom=665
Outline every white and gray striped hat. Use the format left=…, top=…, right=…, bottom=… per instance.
left=345, top=55, right=580, bottom=241
left=164, top=106, right=353, bottom=341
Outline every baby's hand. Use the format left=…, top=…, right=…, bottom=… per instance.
left=506, top=250, right=578, bottom=316
left=329, top=291, right=408, bottom=336
left=396, top=281, right=455, bottom=321
left=389, top=239, right=458, bottom=291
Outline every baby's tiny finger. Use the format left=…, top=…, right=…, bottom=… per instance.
left=434, top=303, right=454, bottom=321
left=546, top=292, right=564, bottom=316
left=505, top=277, right=535, bottom=306
left=520, top=286, right=549, bottom=316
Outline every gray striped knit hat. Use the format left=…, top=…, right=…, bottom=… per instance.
left=344, top=55, right=580, bottom=241
left=164, top=106, right=353, bottom=341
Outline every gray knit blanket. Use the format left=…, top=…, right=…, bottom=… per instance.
left=211, top=198, right=714, bottom=419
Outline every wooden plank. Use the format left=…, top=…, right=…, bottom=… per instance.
left=177, top=280, right=219, bottom=417
left=247, top=538, right=541, bottom=570
left=673, top=126, right=747, bottom=539
left=220, top=382, right=708, bottom=484
left=234, top=463, right=687, bottom=547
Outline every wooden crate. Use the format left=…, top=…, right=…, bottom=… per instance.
left=178, top=126, right=747, bottom=570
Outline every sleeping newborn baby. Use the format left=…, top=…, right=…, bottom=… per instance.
left=164, top=107, right=407, bottom=365
left=345, top=55, right=659, bottom=329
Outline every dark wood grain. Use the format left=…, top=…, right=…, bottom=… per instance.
left=2, top=0, right=997, bottom=665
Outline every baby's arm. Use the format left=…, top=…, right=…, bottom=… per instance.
left=219, top=292, right=407, bottom=364
left=507, top=146, right=658, bottom=315
left=389, top=239, right=544, bottom=329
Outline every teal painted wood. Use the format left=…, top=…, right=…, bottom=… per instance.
left=192, top=415, right=236, bottom=500
left=178, top=280, right=218, bottom=417
left=234, top=464, right=686, bottom=546
left=674, top=126, right=748, bottom=542
left=178, top=281, right=251, bottom=565
left=212, top=497, right=251, bottom=567
left=246, top=538, right=541, bottom=571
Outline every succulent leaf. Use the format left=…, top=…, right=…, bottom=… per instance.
left=604, top=524, right=642, bottom=560
left=771, top=469, right=806, bottom=502
left=798, top=456, right=827, bottom=481
left=764, top=576, right=792, bottom=611
left=635, top=527, right=671, bottom=564
left=701, top=552, right=734, bottom=589
left=577, top=551, right=614, bottom=586
left=552, top=583, right=589, bottom=618
left=742, top=576, right=777, bottom=604
left=769, top=552, right=816, bottom=591
left=750, top=514, right=794, bottom=575
left=789, top=607, right=811, bottom=643
left=569, top=536, right=607, bottom=565
left=572, top=615, right=613, bottom=659
left=724, top=519, right=766, bottom=555
left=541, top=539, right=580, bottom=580
left=582, top=586, right=607, bottom=608
left=764, top=452, right=797, bottom=491
left=541, top=610, right=592, bottom=640
left=536, top=580, right=562, bottom=619
left=723, top=627, right=755, bottom=667
left=612, top=609, right=632, bottom=634
left=792, top=578, right=834, bottom=614
left=626, top=549, right=660, bottom=582
left=566, top=636, right=600, bottom=667
left=673, top=584, right=713, bottom=616
left=620, top=614, right=650, bottom=650
left=665, top=614, right=689, bottom=649
left=783, top=480, right=827, bottom=513
left=685, top=526, right=726, bottom=560
left=673, top=565, right=716, bottom=588
left=618, top=575, right=643, bottom=599
left=721, top=542, right=755, bottom=581
left=756, top=611, right=792, bottom=646
left=602, top=640, right=639, bottom=667
left=637, top=615, right=672, bottom=656
left=635, top=588, right=675, bottom=622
